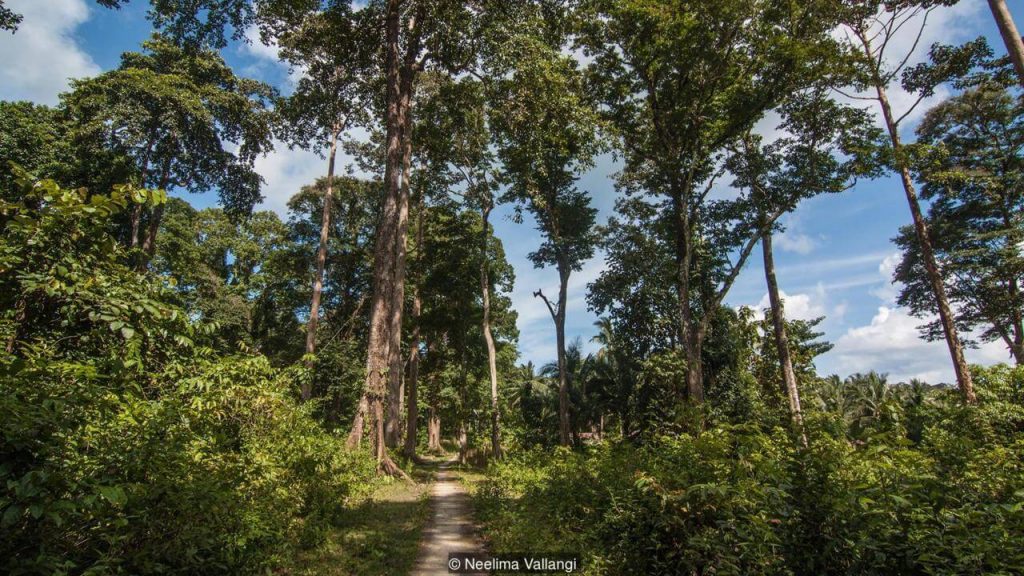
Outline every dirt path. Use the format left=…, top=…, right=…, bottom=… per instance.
left=410, top=460, right=485, bottom=575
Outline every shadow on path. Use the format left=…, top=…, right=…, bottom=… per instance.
left=410, top=460, right=486, bottom=576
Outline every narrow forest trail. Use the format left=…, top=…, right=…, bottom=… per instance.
left=410, top=460, right=486, bottom=575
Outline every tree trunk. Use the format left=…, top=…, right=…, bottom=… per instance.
left=130, top=204, right=143, bottom=249
left=347, top=0, right=408, bottom=475
left=988, top=0, right=1024, bottom=88
left=458, top=323, right=471, bottom=463
left=403, top=198, right=426, bottom=458
left=762, top=232, right=807, bottom=445
left=385, top=102, right=413, bottom=449
left=427, top=406, right=441, bottom=452
left=141, top=203, right=164, bottom=259
left=672, top=188, right=704, bottom=403
left=480, top=204, right=502, bottom=459
left=685, top=329, right=705, bottom=404
left=867, top=65, right=977, bottom=403
left=556, top=266, right=571, bottom=446
left=302, top=128, right=340, bottom=401
left=139, top=168, right=171, bottom=267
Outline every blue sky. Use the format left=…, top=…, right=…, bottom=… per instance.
left=1, top=0, right=1020, bottom=382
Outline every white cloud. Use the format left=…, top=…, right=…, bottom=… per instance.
left=820, top=249, right=1013, bottom=382
left=832, top=305, right=952, bottom=382
left=240, top=25, right=304, bottom=88
left=0, top=0, right=100, bottom=104
left=869, top=252, right=902, bottom=303
left=242, top=25, right=280, bottom=61
left=752, top=285, right=828, bottom=322
left=776, top=250, right=893, bottom=277
left=775, top=230, right=817, bottom=255
left=829, top=305, right=1012, bottom=383
left=253, top=142, right=328, bottom=216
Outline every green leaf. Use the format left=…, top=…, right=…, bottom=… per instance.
left=98, top=486, right=127, bottom=506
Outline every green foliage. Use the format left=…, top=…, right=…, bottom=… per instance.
left=896, top=84, right=1024, bottom=363
left=0, top=102, right=70, bottom=195
left=0, top=173, right=375, bottom=574
left=477, top=367, right=1024, bottom=575
left=63, top=34, right=276, bottom=218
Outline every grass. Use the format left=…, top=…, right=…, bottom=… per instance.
left=283, top=457, right=436, bottom=576
left=449, top=465, right=488, bottom=497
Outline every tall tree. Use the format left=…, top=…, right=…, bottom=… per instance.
left=838, top=0, right=977, bottom=402
left=271, top=2, right=373, bottom=400
left=895, top=84, right=1024, bottom=365
left=726, top=92, right=880, bottom=439
left=417, top=75, right=506, bottom=456
left=416, top=200, right=517, bottom=458
left=987, top=0, right=1024, bottom=87
left=580, top=0, right=844, bottom=403
left=492, top=37, right=600, bottom=447
left=344, top=0, right=486, bottom=470
left=63, top=35, right=275, bottom=261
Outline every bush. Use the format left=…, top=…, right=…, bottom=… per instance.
left=476, top=373, right=1024, bottom=576
left=0, top=175, right=376, bottom=574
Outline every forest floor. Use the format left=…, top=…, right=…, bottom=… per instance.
left=409, top=459, right=488, bottom=575
left=286, top=456, right=435, bottom=575
left=285, top=454, right=489, bottom=576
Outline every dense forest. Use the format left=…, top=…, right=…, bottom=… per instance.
left=1, top=0, right=1023, bottom=574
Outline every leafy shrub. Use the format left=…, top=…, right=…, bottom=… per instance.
left=476, top=370, right=1024, bottom=576
left=0, top=174, right=376, bottom=574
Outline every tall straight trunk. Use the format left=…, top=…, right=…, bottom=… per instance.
left=347, top=0, right=407, bottom=475
left=762, top=232, right=807, bottom=445
left=427, top=406, right=441, bottom=452
left=130, top=134, right=157, bottom=249
left=403, top=197, right=425, bottom=458
left=385, top=108, right=413, bottom=448
left=402, top=322, right=420, bottom=457
left=556, top=266, right=571, bottom=446
left=672, top=189, right=704, bottom=403
left=536, top=268, right=572, bottom=446
left=480, top=204, right=502, bottom=459
left=130, top=204, right=144, bottom=249
left=139, top=167, right=171, bottom=267
left=457, top=329, right=470, bottom=463
left=302, top=128, right=340, bottom=401
left=988, top=0, right=1024, bottom=88
left=862, top=41, right=976, bottom=403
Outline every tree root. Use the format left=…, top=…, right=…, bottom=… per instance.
left=378, top=452, right=412, bottom=482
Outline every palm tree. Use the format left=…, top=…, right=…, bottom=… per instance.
left=587, top=318, right=637, bottom=438
left=512, top=361, right=559, bottom=447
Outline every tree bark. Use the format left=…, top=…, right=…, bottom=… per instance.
left=480, top=204, right=502, bottom=459
left=141, top=203, right=164, bottom=259
left=671, top=187, right=705, bottom=403
left=302, top=128, right=340, bottom=401
left=403, top=197, right=425, bottom=458
left=534, top=268, right=572, bottom=446
left=988, top=0, right=1024, bottom=88
left=347, top=0, right=408, bottom=475
left=385, top=101, right=413, bottom=449
left=130, top=204, right=143, bottom=249
left=762, top=232, right=807, bottom=445
left=864, top=50, right=977, bottom=403
left=457, top=327, right=470, bottom=463
left=139, top=167, right=171, bottom=267
left=427, top=406, right=441, bottom=452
